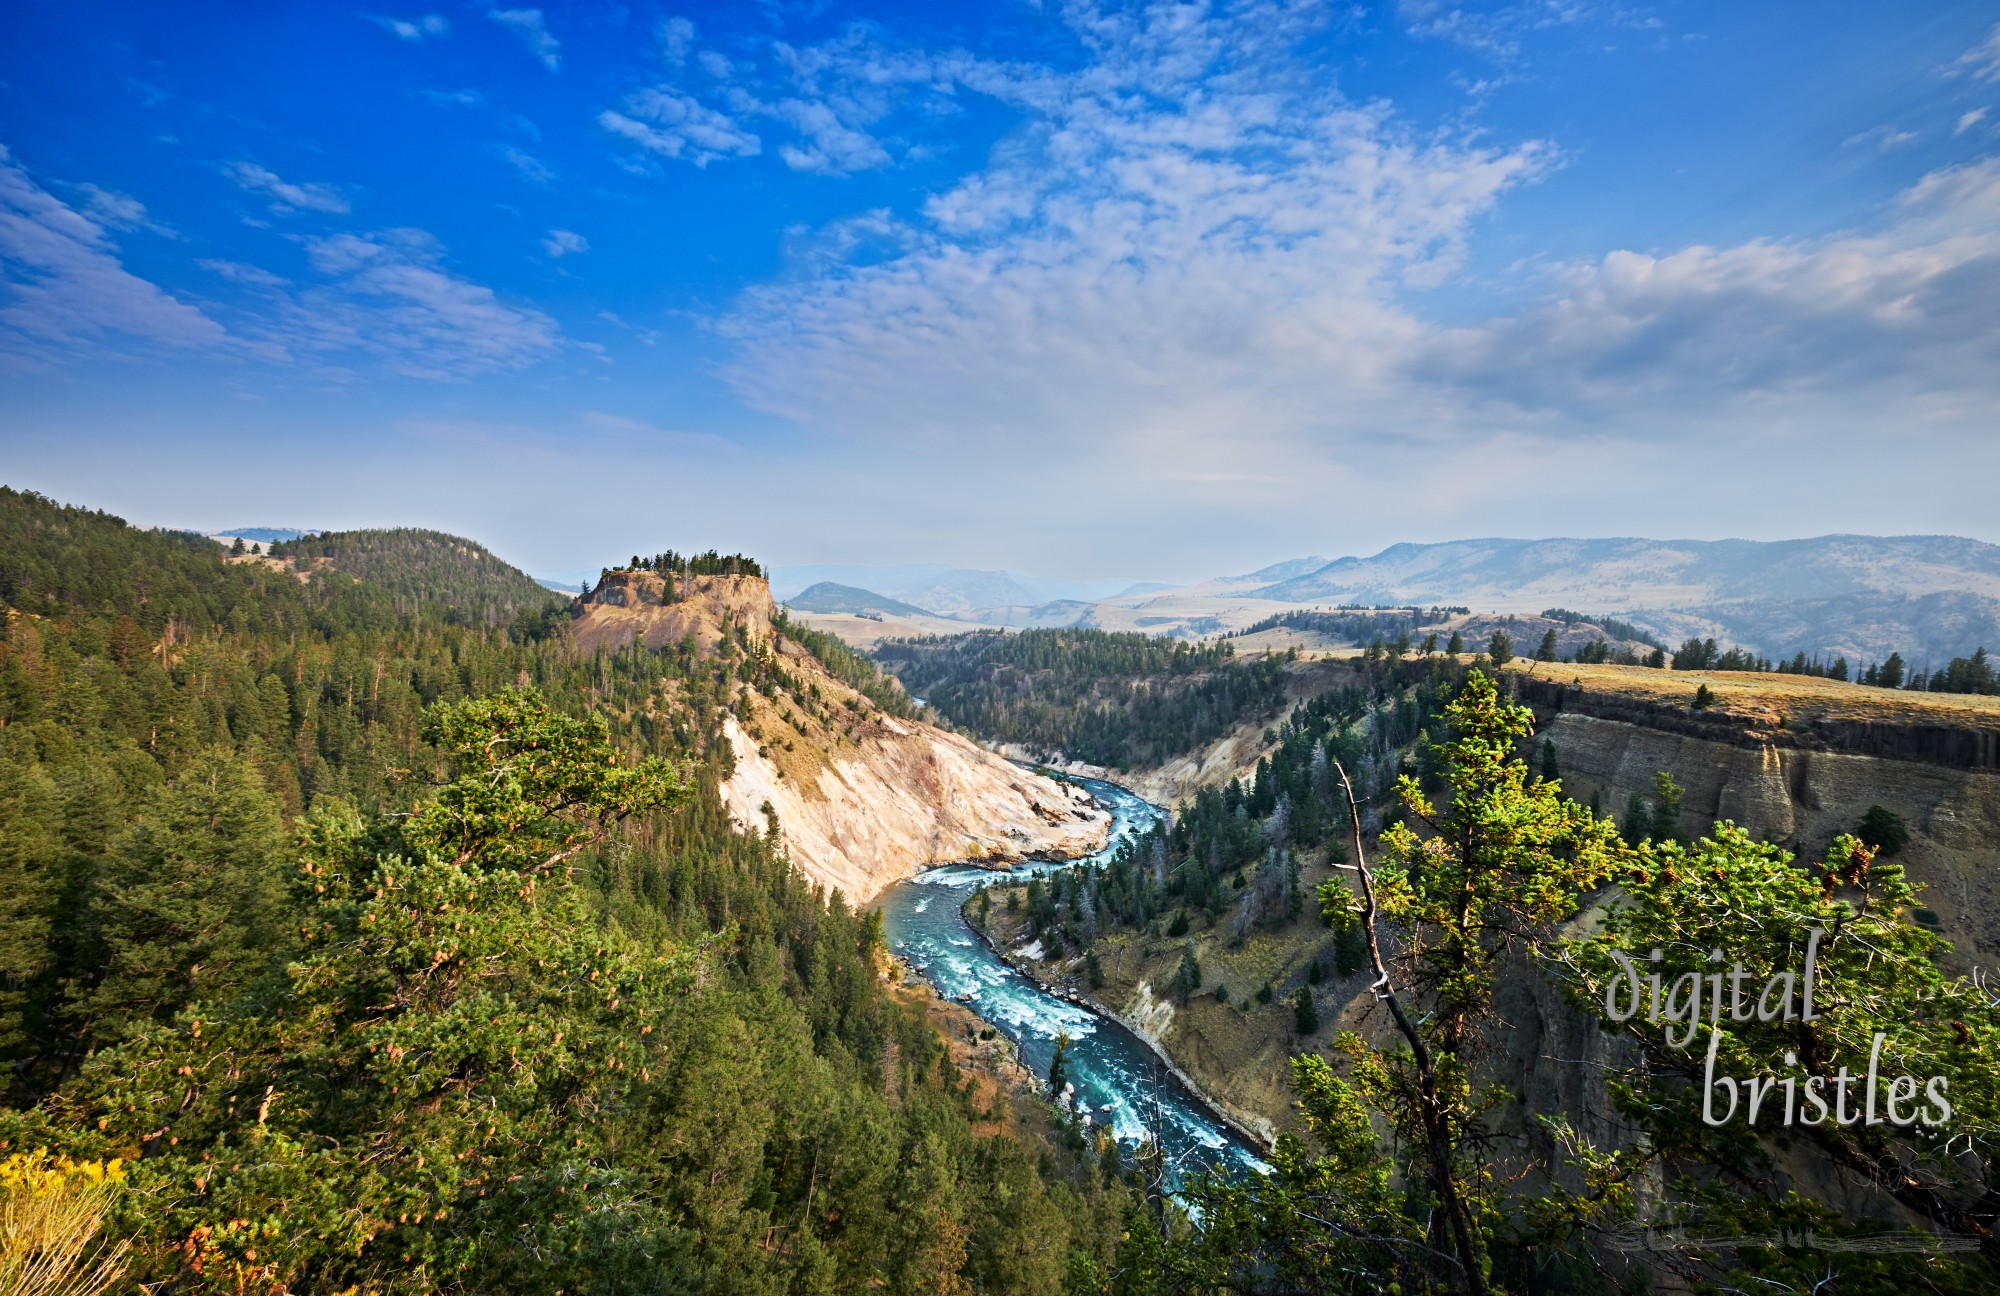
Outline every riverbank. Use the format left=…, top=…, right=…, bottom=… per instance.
left=880, top=950, right=1048, bottom=1137
left=873, top=776, right=1269, bottom=1183
left=964, top=893, right=1278, bottom=1153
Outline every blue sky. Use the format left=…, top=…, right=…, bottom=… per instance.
left=3, top=1, right=1997, bottom=583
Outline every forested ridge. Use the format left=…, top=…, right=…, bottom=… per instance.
left=8, top=484, right=1998, bottom=1294
left=1009, top=655, right=1459, bottom=967
left=873, top=629, right=1291, bottom=768
left=0, top=488, right=1132, bottom=1293
left=270, top=527, right=564, bottom=627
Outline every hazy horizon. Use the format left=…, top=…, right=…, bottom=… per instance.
left=5, top=3, right=1999, bottom=577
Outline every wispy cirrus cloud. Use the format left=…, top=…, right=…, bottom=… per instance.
left=73, top=183, right=149, bottom=230
left=197, top=258, right=289, bottom=288
left=1419, top=158, right=2000, bottom=421
left=717, top=1, right=1547, bottom=473
left=225, top=161, right=349, bottom=214
left=487, top=8, right=559, bottom=72
left=691, top=0, right=2000, bottom=546
left=1951, top=23, right=2000, bottom=82
left=599, top=16, right=971, bottom=175
left=599, top=88, right=761, bottom=166
left=280, top=229, right=561, bottom=378
left=1398, top=0, right=1656, bottom=60
left=371, top=13, right=449, bottom=43
left=0, top=147, right=228, bottom=367
left=542, top=229, right=587, bottom=258
left=0, top=150, right=552, bottom=380
left=1844, top=124, right=1919, bottom=151
left=421, top=87, right=485, bottom=109
left=489, top=142, right=554, bottom=184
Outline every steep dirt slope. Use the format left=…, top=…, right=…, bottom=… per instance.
left=573, top=571, right=1108, bottom=902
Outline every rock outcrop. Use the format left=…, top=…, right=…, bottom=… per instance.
left=1519, top=682, right=2000, bottom=964
left=572, top=569, right=772, bottom=657
left=571, top=571, right=1109, bottom=902
left=720, top=713, right=1107, bottom=904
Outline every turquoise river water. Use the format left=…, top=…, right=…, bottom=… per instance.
left=873, top=776, right=1267, bottom=1187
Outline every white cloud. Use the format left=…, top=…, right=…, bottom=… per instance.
left=198, top=258, right=290, bottom=288
left=600, top=20, right=970, bottom=175
left=699, top=3, right=2000, bottom=554
left=0, top=150, right=550, bottom=382
left=1958, top=107, right=1990, bottom=135
left=1419, top=159, right=2000, bottom=420
left=422, top=88, right=486, bottom=108
left=543, top=228, right=588, bottom=257
left=225, top=161, right=350, bottom=214
left=490, top=143, right=554, bottom=184
left=659, top=16, right=697, bottom=66
left=769, top=97, right=893, bottom=174
left=1398, top=0, right=1643, bottom=59
left=373, top=13, right=449, bottom=42
left=280, top=228, right=562, bottom=378
left=0, top=147, right=227, bottom=366
left=720, top=3, right=1547, bottom=468
left=487, top=8, right=559, bottom=72
left=1843, top=124, right=1918, bottom=151
left=1952, top=23, right=2000, bottom=82
left=599, top=90, right=760, bottom=165
left=74, top=183, right=148, bottom=230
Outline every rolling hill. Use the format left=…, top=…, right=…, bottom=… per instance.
left=1238, top=535, right=2000, bottom=665
left=781, top=580, right=928, bottom=617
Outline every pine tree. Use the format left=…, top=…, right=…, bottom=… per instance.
left=1534, top=628, right=1558, bottom=662
left=1858, top=803, right=1910, bottom=856
left=86, top=751, right=286, bottom=1050
left=1175, top=940, right=1202, bottom=1002
left=1293, top=985, right=1319, bottom=1035
left=1309, top=671, right=1623, bottom=1293
left=1048, top=1029, right=1073, bottom=1101
left=1647, top=770, right=1683, bottom=843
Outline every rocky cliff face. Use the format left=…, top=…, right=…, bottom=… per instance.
left=1516, top=675, right=2000, bottom=964
left=573, top=569, right=772, bottom=656
left=572, top=572, right=1108, bottom=902
left=719, top=712, right=1106, bottom=904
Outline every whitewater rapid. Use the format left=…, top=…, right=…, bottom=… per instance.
left=874, top=775, right=1268, bottom=1186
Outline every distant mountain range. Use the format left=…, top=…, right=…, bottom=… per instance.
left=1233, top=536, right=2000, bottom=664
left=1246, top=536, right=2000, bottom=608
left=769, top=563, right=1170, bottom=612
left=781, top=536, right=2000, bottom=667
left=784, top=582, right=930, bottom=618
left=207, top=527, right=316, bottom=543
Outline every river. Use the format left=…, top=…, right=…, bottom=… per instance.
left=874, top=775, right=1269, bottom=1188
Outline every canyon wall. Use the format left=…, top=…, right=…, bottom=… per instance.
left=1516, top=675, right=2000, bottom=964
left=572, top=571, right=1109, bottom=902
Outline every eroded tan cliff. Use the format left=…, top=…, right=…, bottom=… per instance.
left=572, top=571, right=1109, bottom=902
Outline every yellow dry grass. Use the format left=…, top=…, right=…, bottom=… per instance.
left=0, top=1152, right=129, bottom=1296
left=1499, top=658, right=2000, bottom=729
